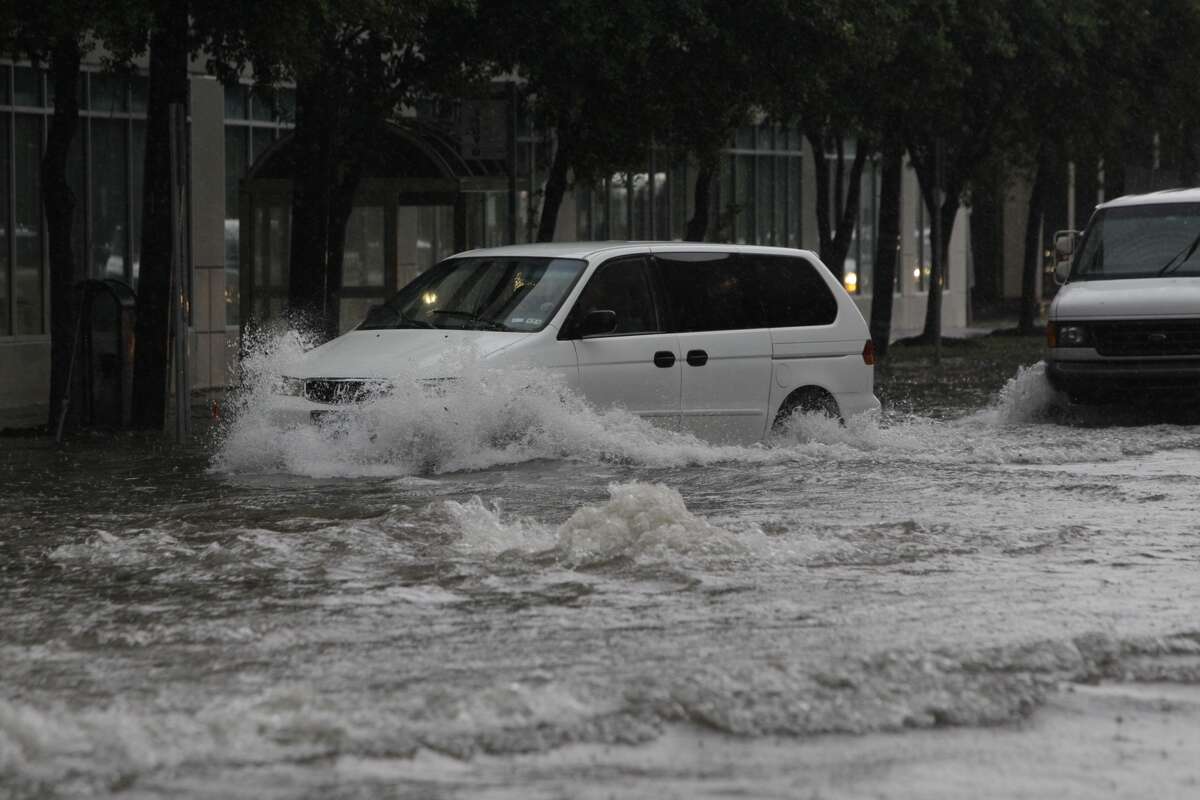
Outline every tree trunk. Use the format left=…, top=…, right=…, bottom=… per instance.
left=287, top=72, right=335, bottom=335
left=537, top=123, right=574, bottom=243
left=805, top=129, right=866, bottom=279
left=918, top=194, right=959, bottom=344
left=1019, top=148, right=1049, bottom=334
left=805, top=128, right=833, bottom=266
left=684, top=156, right=715, bottom=242
left=44, top=36, right=84, bottom=432
left=132, top=0, right=189, bottom=430
left=869, top=146, right=902, bottom=360
left=826, top=146, right=867, bottom=276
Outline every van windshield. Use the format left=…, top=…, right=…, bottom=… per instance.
left=361, top=257, right=587, bottom=332
left=1074, top=203, right=1200, bottom=280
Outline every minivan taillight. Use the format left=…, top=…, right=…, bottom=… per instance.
left=862, top=339, right=876, bottom=365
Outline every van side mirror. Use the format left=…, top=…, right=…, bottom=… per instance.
left=1053, top=230, right=1079, bottom=260
left=1052, top=230, right=1079, bottom=286
left=575, top=309, right=618, bottom=338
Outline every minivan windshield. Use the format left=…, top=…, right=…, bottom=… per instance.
left=360, top=256, right=587, bottom=332
left=1073, top=202, right=1200, bottom=280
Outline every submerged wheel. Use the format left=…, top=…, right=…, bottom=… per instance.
left=772, top=387, right=841, bottom=431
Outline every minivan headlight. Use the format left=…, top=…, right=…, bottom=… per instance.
left=276, top=376, right=306, bottom=396
left=1048, top=323, right=1088, bottom=348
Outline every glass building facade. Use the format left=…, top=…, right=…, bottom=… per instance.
left=1, top=60, right=972, bottom=413
left=0, top=63, right=148, bottom=338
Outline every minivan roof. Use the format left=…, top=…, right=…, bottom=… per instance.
left=1098, top=187, right=1200, bottom=209
left=451, top=241, right=822, bottom=261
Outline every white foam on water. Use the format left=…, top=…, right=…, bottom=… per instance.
left=968, top=361, right=1068, bottom=426
left=212, top=332, right=1188, bottom=478
left=441, top=481, right=772, bottom=567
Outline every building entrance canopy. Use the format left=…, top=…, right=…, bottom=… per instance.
left=238, top=119, right=513, bottom=332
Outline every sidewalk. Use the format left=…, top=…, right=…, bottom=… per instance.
left=0, top=404, right=48, bottom=433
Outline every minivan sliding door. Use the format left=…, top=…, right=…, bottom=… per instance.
left=655, top=252, right=773, bottom=443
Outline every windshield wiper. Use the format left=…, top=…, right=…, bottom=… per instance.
left=360, top=305, right=434, bottom=330
left=1158, top=230, right=1200, bottom=275
left=431, top=309, right=510, bottom=331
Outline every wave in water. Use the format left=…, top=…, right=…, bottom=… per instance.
left=211, top=332, right=1191, bottom=478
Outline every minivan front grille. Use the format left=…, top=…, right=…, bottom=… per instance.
left=304, top=379, right=387, bottom=404
left=1091, top=320, right=1200, bottom=357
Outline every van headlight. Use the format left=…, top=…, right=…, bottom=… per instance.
left=1048, top=323, right=1088, bottom=348
left=276, top=376, right=306, bottom=397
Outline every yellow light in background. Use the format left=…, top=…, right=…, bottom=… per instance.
left=421, top=291, right=438, bottom=305
left=843, top=271, right=858, bottom=292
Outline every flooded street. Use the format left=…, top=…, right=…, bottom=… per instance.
left=4, top=341, right=1200, bottom=798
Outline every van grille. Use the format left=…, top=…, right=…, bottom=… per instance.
left=304, top=379, right=387, bottom=404
left=1091, top=320, right=1200, bottom=357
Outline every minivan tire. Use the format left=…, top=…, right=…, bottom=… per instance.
left=772, top=387, right=841, bottom=431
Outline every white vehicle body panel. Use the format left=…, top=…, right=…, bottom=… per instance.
left=273, top=243, right=880, bottom=441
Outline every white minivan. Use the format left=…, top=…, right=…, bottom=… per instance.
left=1048, top=189, right=1200, bottom=403
left=271, top=243, right=880, bottom=443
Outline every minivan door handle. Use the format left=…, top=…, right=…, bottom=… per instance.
left=653, top=351, right=676, bottom=368
left=686, top=349, right=708, bottom=367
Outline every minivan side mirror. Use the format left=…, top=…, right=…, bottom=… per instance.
left=575, top=309, right=618, bottom=338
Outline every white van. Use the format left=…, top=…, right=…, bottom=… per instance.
left=271, top=243, right=880, bottom=443
left=1048, top=189, right=1200, bottom=403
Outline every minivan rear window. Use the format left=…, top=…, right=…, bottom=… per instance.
left=655, top=252, right=837, bottom=331
left=749, top=254, right=838, bottom=327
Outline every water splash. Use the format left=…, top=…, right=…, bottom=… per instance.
left=442, top=482, right=767, bottom=567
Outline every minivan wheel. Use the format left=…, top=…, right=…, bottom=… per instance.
left=772, top=388, right=841, bottom=431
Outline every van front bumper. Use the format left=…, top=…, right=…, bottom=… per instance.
left=1045, top=356, right=1200, bottom=400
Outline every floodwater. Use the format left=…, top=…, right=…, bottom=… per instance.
left=4, top=335, right=1200, bottom=798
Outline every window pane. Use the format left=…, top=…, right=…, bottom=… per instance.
left=670, top=161, right=688, bottom=240
left=253, top=205, right=266, bottom=318
left=787, top=157, right=801, bottom=248
left=250, top=88, right=274, bottom=122
left=92, top=119, right=129, bottom=278
left=735, top=154, right=753, bottom=243
left=91, top=73, right=127, bottom=114
left=656, top=252, right=762, bottom=331
left=340, top=297, right=376, bottom=334
left=14, top=67, right=42, bottom=107
left=131, top=121, right=145, bottom=284
left=573, top=257, right=659, bottom=334
left=276, top=89, right=296, bottom=125
left=0, top=116, right=9, bottom=334
left=750, top=254, right=838, bottom=327
left=224, top=127, right=247, bottom=214
left=416, top=205, right=453, bottom=270
left=268, top=205, right=286, bottom=286
left=653, top=170, right=668, bottom=239
left=609, top=174, right=628, bottom=240
left=130, top=75, right=148, bottom=113
left=343, top=206, right=385, bottom=287
left=0, top=65, right=10, bottom=105
left=224, top=127, right=247, bottom=326
left=631, top=172, right=649, bottom=239
left=250, top=127, right=273, bottom=165
left=224, top=84, right=247, bottom=120
left=756, top=155, right=773, bottom=244
left=14, top=115, right=44, bottom=334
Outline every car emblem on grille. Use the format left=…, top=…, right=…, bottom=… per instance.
left=1147, top=332, right=1168, bottom=344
